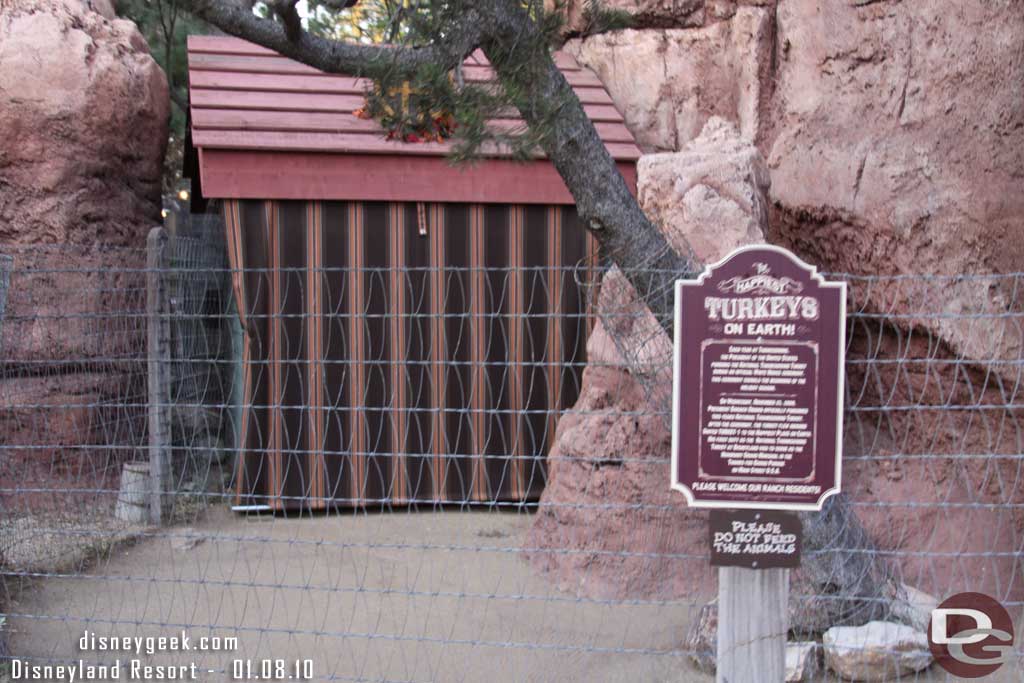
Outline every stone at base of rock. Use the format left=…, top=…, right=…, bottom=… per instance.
left=823, top=621, right=933, bottom=681
left=685, top=599, right=717, bottom=673
left=786, top=641, right=821, bottom=682
left=686, top=603, right=823, bottom=680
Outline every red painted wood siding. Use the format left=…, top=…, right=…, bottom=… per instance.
left=200, top=150, right=637, bottom=204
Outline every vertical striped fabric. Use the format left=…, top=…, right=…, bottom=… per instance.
left=225, top=200, right=597, bottom=510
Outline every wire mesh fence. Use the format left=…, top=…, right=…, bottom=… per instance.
left=0, top=225, right=1022, bottom=682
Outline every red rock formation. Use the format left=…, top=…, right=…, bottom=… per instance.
left=0, top=0, right=168, bottom=511
left=528, top=25, right=1024, bottom=613
left=0, top=0, right=168, bottom=247
left=565, top=0, right=1024, bottom=374
left=527, top=120, right=767, bottom=603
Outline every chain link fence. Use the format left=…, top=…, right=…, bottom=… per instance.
left=0, top=225, right=1021, bottom=682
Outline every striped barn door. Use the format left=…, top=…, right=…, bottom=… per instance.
left=224, top=200, right=598, bottom=510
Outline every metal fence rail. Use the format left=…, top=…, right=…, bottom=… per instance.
left=0, top=233, right=1021, bottom=682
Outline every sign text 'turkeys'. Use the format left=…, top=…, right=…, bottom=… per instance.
left=671, top=245, right=846, bottom=511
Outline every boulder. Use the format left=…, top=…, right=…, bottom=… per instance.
left=638, top=116, right=770, bottom=261
left=0, top=0, right=167, bottom=511
left=550, top=0, right=1024, bottom=610
left=593, top=116, right=769, bottom=381
left=0, top=0, right=168, bottom=247
left=565, top=6, right=771, bottom=151
left=526, top=120, right=766, bottom=600
left=593, top=115, right=770, bottom=371
left=785, top=641, right=821, bottom=683
left=569, top=1, right=1023, bottom=379
left=0, top=0, right=166, bottom=359
left=823, top=621, right=933, bottom=681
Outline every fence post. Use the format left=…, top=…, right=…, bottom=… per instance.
left=717, top=566, right=788, bottom=682
left=147, top=227, right=172, bottom=525
left=0, top=254, right=12, bottom=344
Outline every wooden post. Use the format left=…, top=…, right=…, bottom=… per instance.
left=147, top=227, right=172, bottom=525
left=717, top=567, right=789, bottom=683
left=0, top=254, right=11, bottom=322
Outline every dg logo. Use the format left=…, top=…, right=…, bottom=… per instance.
left=928, top=592, right=1015, bottom=677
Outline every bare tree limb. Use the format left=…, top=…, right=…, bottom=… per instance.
left=184, top=0, right=482, bottom=78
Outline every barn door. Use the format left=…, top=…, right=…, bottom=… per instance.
left=224, top=199, right=597, bottom=511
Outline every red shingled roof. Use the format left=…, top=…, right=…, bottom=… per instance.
left=187, top=35, right=640, bottom=159
left=185, top=35, right=638, bottom=204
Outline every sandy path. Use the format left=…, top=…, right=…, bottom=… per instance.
left=8, top=507, right=1018, bottom=682
left=6, top=507, right=703, bottom=682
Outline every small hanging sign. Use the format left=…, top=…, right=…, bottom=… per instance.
left=709, top=509, right=802, bottom=569
left=671, top=245, right=846, bottom=511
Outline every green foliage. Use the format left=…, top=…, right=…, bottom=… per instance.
left=358, top=0, right=573, bottom=162
left=117, top=0, right=210, bottom=116
left=305, top=0, right=404, bottom=42
left=579, top=0, right=633, bottom=36
left=116, top=0, right=212, bottom=193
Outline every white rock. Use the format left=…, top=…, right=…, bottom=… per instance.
left=786, top=641, right=821, bottom=682
left=823, top=621, right=933, bottom=681
left=592, top=118, right=769, bottom=376
left=686, top=626, right=823, bottom=679
left=638, top=117, right=769, bottom=264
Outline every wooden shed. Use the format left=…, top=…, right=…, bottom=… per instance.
left=184, top=36, right=640, bottom=511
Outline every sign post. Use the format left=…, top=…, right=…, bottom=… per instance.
left=670, top=245, right=846, bottom=682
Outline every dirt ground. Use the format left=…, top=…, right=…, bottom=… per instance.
left=5, top=507, right=703, bottom=682
left=5, top=507, right=1021, bottom=682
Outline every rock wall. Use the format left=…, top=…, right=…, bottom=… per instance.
left=565, top=0, right=1024, bottom=370
left=766, top=0, right=1024, bottom=372
left=0, top=0, right=168, bottom=511
left=533, top=0, right=1024, bottom=612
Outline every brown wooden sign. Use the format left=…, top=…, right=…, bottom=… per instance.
left=709, top=509, right=802, bottom=568
left=671, top=245, right=846, bottom=511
